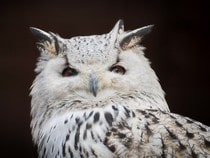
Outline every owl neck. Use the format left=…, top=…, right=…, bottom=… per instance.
left=45, top=89, right=169, bottom=113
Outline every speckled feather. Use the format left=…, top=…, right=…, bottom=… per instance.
left=38, top=105, right=210, bottom=158
left=30, top=20, right=210, bottom=158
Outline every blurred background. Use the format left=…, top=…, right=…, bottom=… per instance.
left=0, top=0, right=209, bottom=157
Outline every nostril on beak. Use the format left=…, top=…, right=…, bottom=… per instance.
left=89, top=74, right=98, bottom=97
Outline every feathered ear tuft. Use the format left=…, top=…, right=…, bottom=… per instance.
left=111, top=19, right=124, bottom=34
left=119, top=25, right=154, bottom=50
left=109, top=19, right=124, bottom=45
left=30, top=27, right=65, bottom=56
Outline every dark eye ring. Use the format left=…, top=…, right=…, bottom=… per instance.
left=110, top=65, right=126, bottom=75
left=62, top=67, right=78, bottom=77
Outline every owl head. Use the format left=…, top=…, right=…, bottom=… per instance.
left=30, top=20, right=169, bottom=113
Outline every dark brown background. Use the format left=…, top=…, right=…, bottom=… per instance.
left=0, top=0, right=209, bottom=157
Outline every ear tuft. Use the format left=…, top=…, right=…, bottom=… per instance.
left=117, top=19, right=125, bottom=34
left=30, top=27, right=52, bottom=43
left=119, top=25, right=154, bottom=50
left=30, top=27, right=65, bottom=56
left=111, top=19, right=124, bottom=34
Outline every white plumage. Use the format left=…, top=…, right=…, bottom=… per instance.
left=30, top=20, right=210, bottom=158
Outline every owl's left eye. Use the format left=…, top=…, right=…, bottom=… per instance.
left=62, top=67, right=78, bottom=77
left=110, top=65, right=126, bottom=75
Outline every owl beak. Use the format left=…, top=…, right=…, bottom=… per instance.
left=89, top=75, right=98, bottom=97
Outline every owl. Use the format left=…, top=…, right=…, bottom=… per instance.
left=30, top=20, right=210, bottom=158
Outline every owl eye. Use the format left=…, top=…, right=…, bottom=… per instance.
left=62, top=67, right=78, bottom=77
left=110, top=65, right=126, bottom=75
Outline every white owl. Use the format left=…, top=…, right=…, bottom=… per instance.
left=30, top=20, right=210, bottom=158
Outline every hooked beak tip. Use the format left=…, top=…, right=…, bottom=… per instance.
left=93, top=91, right=97, bottom=97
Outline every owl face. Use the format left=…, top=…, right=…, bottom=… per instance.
left=40, top=46, right=150, bottom=101
left=30, top=20, right=162, bottom=107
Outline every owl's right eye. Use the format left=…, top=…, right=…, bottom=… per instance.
left=110, top=65, right=126, bottom=75
left=62, top=67, right=78, bottom=77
